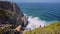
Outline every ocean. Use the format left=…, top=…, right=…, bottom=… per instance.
left=17, top=3, right=60, bottom=30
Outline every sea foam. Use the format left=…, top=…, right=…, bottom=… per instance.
left=24, top=13, right=59, bottom=30
left=24, top=14, right=47, bottom=30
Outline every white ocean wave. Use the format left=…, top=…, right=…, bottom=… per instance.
left=24, top=13, right=47, bottom=30
left=24, top=14, right=58, bottom=30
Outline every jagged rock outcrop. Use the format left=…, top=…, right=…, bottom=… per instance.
left=0, top=1, right=28, bottom=26
left=0, top=1, right=28, bottom=34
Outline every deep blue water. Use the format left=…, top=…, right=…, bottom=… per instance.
left=17, top=3, right=60, bottom=21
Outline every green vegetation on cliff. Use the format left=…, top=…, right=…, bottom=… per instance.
left=25, top=22, right=60, bottom=34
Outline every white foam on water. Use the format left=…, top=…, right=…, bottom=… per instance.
left=25, top=15, right=47, bottom=30
left=24, top=13, right=59, bottom=30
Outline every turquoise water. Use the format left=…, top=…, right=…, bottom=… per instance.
left=18, top=3, right=60, bottom=21
left=17, top=3, right=60, bottom=29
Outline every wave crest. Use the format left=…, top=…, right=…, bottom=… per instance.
left=26, top=16, right=47, bottom=30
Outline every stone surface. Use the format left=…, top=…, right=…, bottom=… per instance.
left=0, top=1, right=28, bottom=34
left=0, top=1, right=28, bottom=26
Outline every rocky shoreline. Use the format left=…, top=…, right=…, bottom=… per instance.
left=0, top=1, right=28, bottom=34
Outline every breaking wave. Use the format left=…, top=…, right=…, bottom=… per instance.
left=24, top=14, right=47, bottom=30
left=24, top=14, right=58, bottom=30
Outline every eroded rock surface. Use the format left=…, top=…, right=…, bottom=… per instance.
left=0, top=1, right=28, bottom=34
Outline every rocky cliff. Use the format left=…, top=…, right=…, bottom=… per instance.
left=0, top=1, right=28, bottom=34
left=0, top=1, right=28, bottom=26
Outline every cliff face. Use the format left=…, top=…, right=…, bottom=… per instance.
left=0, top=1, right=28, bottom=27
left=0, top=1, right=29, bottom=34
